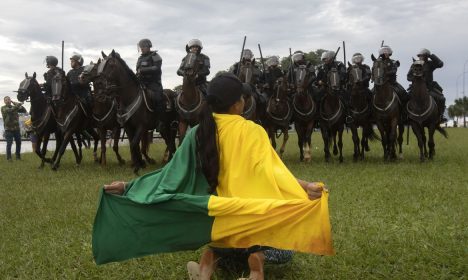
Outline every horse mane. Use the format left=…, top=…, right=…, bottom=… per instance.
left=114, top=53, right=139, bottom=84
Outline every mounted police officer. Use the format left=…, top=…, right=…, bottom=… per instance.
left=229, top=49, right=265, bottom=103
left=287, top=50, right=316, bottom=85
left=176, top=39, right=210, bottom=95
left=375, top=45, right=408, bottom=105
left=136, top=38, right=164, bottom=116
left=41, top=55, right=65, bottom=100
left=67, top=53, right=92, bottom=109
left=263, top=56, right=284, bottom=96
left=407, top=48, right=445, bottom=122
left=347, top=52, right=372, bottom=95
left=315, top=50, right=352, bottom=122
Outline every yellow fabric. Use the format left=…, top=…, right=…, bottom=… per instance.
left=208, top=113, right=334, bottom=255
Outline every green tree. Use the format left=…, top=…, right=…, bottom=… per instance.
left=280, top=49, right=329, bottom=72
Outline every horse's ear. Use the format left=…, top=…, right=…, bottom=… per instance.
left=98, top=58, right=101, bottom=63
left=101, top=51, right=107, bottom=58
left=412, top=57, right=416, bottom=62
left=371, top=54, right=376, bottom=62
left=25, top=72, right=28, bottom=78
left=33, top=72, right=36, bottom=79
left=111, top=49, right=115, bottom=57
left=347, top=62, right=352, bottom=68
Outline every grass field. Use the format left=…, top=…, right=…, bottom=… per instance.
left=0, top=127, right=466, bottom=279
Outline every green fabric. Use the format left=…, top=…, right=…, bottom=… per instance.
left=92, top=127, right=214, bottom=265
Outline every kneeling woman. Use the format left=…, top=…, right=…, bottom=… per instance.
left=93, top=73, right=334, bottom=280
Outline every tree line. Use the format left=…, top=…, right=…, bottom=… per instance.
left=447, top=97, right=468, bottom=127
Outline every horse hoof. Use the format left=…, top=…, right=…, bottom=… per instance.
left=339, top=157, right=343, bottom=163
left=118, top=160, right=126, bottom=166
left=52, top=165, right=58, bottom=171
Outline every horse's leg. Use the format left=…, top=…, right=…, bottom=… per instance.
left=141, top=130, right=156, bottom=164
left=397, top=123, right=404, bottom=159
left=75, top=133, right=83, bottom=161
left=69, top=137, right=81, bottom=165
left=304, top=120, right=314, bottom=163
left=422, top=128, right=428, bottom=158
left=35, top=134, right=46, bottom=168
left=376, top=121, right=387, bottom=160
left=51, top=131, right=63, bottom=163
left=332, top=129, right=338, bottom=156
left=87, top=128, right=100, bottom=163
left=178, top=119, right=188, bottom=146
left=428, top=125, right=436, bottom=159
left=338, top=125, right=344, bottom=163
left=112, top=128, right=125, bottom=165
left=52, top=130, right=74, bottom=170
left=99, top=128, right=107, bottom=166
left=350, top=124, right=360, bottom=162
left=126, top=127, right=142, bottom=174
left=321, top=126, right=331, bottom=162
left=410, top=122, right=424, bottom=162
left=279, top=127, right=289, bottom=158
left=389, top=118, right=399, bottom=160
left=295, top=123, right=304, bottom=161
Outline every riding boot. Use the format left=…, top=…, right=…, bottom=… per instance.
left=437, top=98, right=447, bottom=123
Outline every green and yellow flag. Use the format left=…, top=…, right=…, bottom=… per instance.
left=92, top=114, right=334, bottom=265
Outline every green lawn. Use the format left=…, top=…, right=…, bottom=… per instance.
left=0, top=128, right=466, bottom=279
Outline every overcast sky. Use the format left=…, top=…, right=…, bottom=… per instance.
left=1, top=0, right=467, bottom=111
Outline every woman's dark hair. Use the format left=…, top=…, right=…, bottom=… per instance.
left=196, top=72, right=247, bottom=194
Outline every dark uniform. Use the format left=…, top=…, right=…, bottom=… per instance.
left=136, top=50, right=164, bottom=114
left=177, top=52, right=210, bottom=95
left=67, top=66, right=92, bottom=105
left=263, top=66, right=284, bottom=96
left=407, top=50, right=445, bottom=119
left=316, top=58, right=347, bottom=103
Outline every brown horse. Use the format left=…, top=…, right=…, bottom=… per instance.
left=17, top=72, right=65, bottom=168
left=347, top=63, right=379, bottom=161
left=319, top=68, right=345, bottom=163
left=406, top=60, right=447, bottom=161
left=371, top=57, right=404, bottom=161
left=80, top=61, right=125, bottom=166
left=49, top=69, right=99, bottom=170
left=176, top=52, right=204, bottom=143
left=264, top=75, right=292, bottom=157
left=237, top=62, right=265, bottom=123
left=291, top=66, right=317, bottom=162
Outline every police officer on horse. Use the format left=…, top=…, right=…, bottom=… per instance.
left=407, top=48, right=445, bottom=122
left=136, top=38, right=164, bottom=116
left=67, top=53, right=92, bottom=110
left=42, top=56, right=65, bottom=100
left=177, top=39, right=211, bottom=96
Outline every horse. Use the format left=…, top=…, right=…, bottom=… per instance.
left=176, top=52, right=204, bottom=143
left=99, top=50, right=178, bottom=173
left=347, top=63, right=379, bottom=161
left=371, top=56, right=404, bottom=161
left=406, top=60, right=447, bottom=161
left=80, top=61, right=125, bottom=166
left=290, top=65, right=317, bottom=162
left=264, top=75, right=292, bottom=158
left=237, top=61, right=265, bottom=123
left=17, top=72, right=65, bottom=168
left=49, top=69, right=99, bottom=170
left=319, top=68, right=345, bottom=163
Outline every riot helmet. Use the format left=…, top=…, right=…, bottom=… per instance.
left=352, top=53, right=364, bottom=64
left=321, top=51, right=335, bottom=64
left=417, top=48, right=431, bottom=59
left=188, top=39, right=203, bottom=50
left=379, top=45, right=393, bottom=57
left=292, top=51, right=305, bottom=64
left=70, top=52, right=84, bottom=66
left=138, top=38, right=152, bottom=48
left=45, top=56, right=58, bottom=67
left=266, top=56, right=279, bottom=67
left=242, top=49, right=254, bottom=61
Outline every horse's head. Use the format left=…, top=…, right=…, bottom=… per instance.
left=50, top=69, right=69, bottom=102
left=79, top=59, right=100, bottom=84
left=326, top=67, right=341, bottom=92
left=410, top=60, right=425, bottom=80
left=98, top=50, right=136, bottom=92
left=294, top=65, right=312, bottom=94
left=181, top=52, right=200, bottom=82
left=17, top=72, right=39, bottom=102
left=238, top=61, right=255, bottom=84
left=348, top=63, right=364, bottom=93
left=371, top=58, right=387, bottom=86
left=273, top=76, right=289, bottom=100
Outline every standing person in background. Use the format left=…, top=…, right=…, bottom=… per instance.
left=1, top=96, right=26, bottom=161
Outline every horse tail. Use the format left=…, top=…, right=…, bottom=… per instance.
left=435, top=125, right=448, bottom=138
left=364, top=126, right=381, bottom=142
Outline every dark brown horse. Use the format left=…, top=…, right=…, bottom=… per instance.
left=99, top=50, right=178, bottom=173
left=237, top=62, right=265, bottom=123
left=291, top=66, right=317, bottom=162
left=49, top=69, right=99, bottom=170
left=17, top=72, right=65, bottom=168
left=319, top=68, right=345, bottom=162
left=347, top=63, right=379, bottom=161
left=264, top=75, right=292, bottom=158
left=371, top=57, right=404, bottom=161
left=406, top=60, right=447, bottom=161
left=176, top=52, right=204, bottom=143
left=80, top=61, right=125, bottom=166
